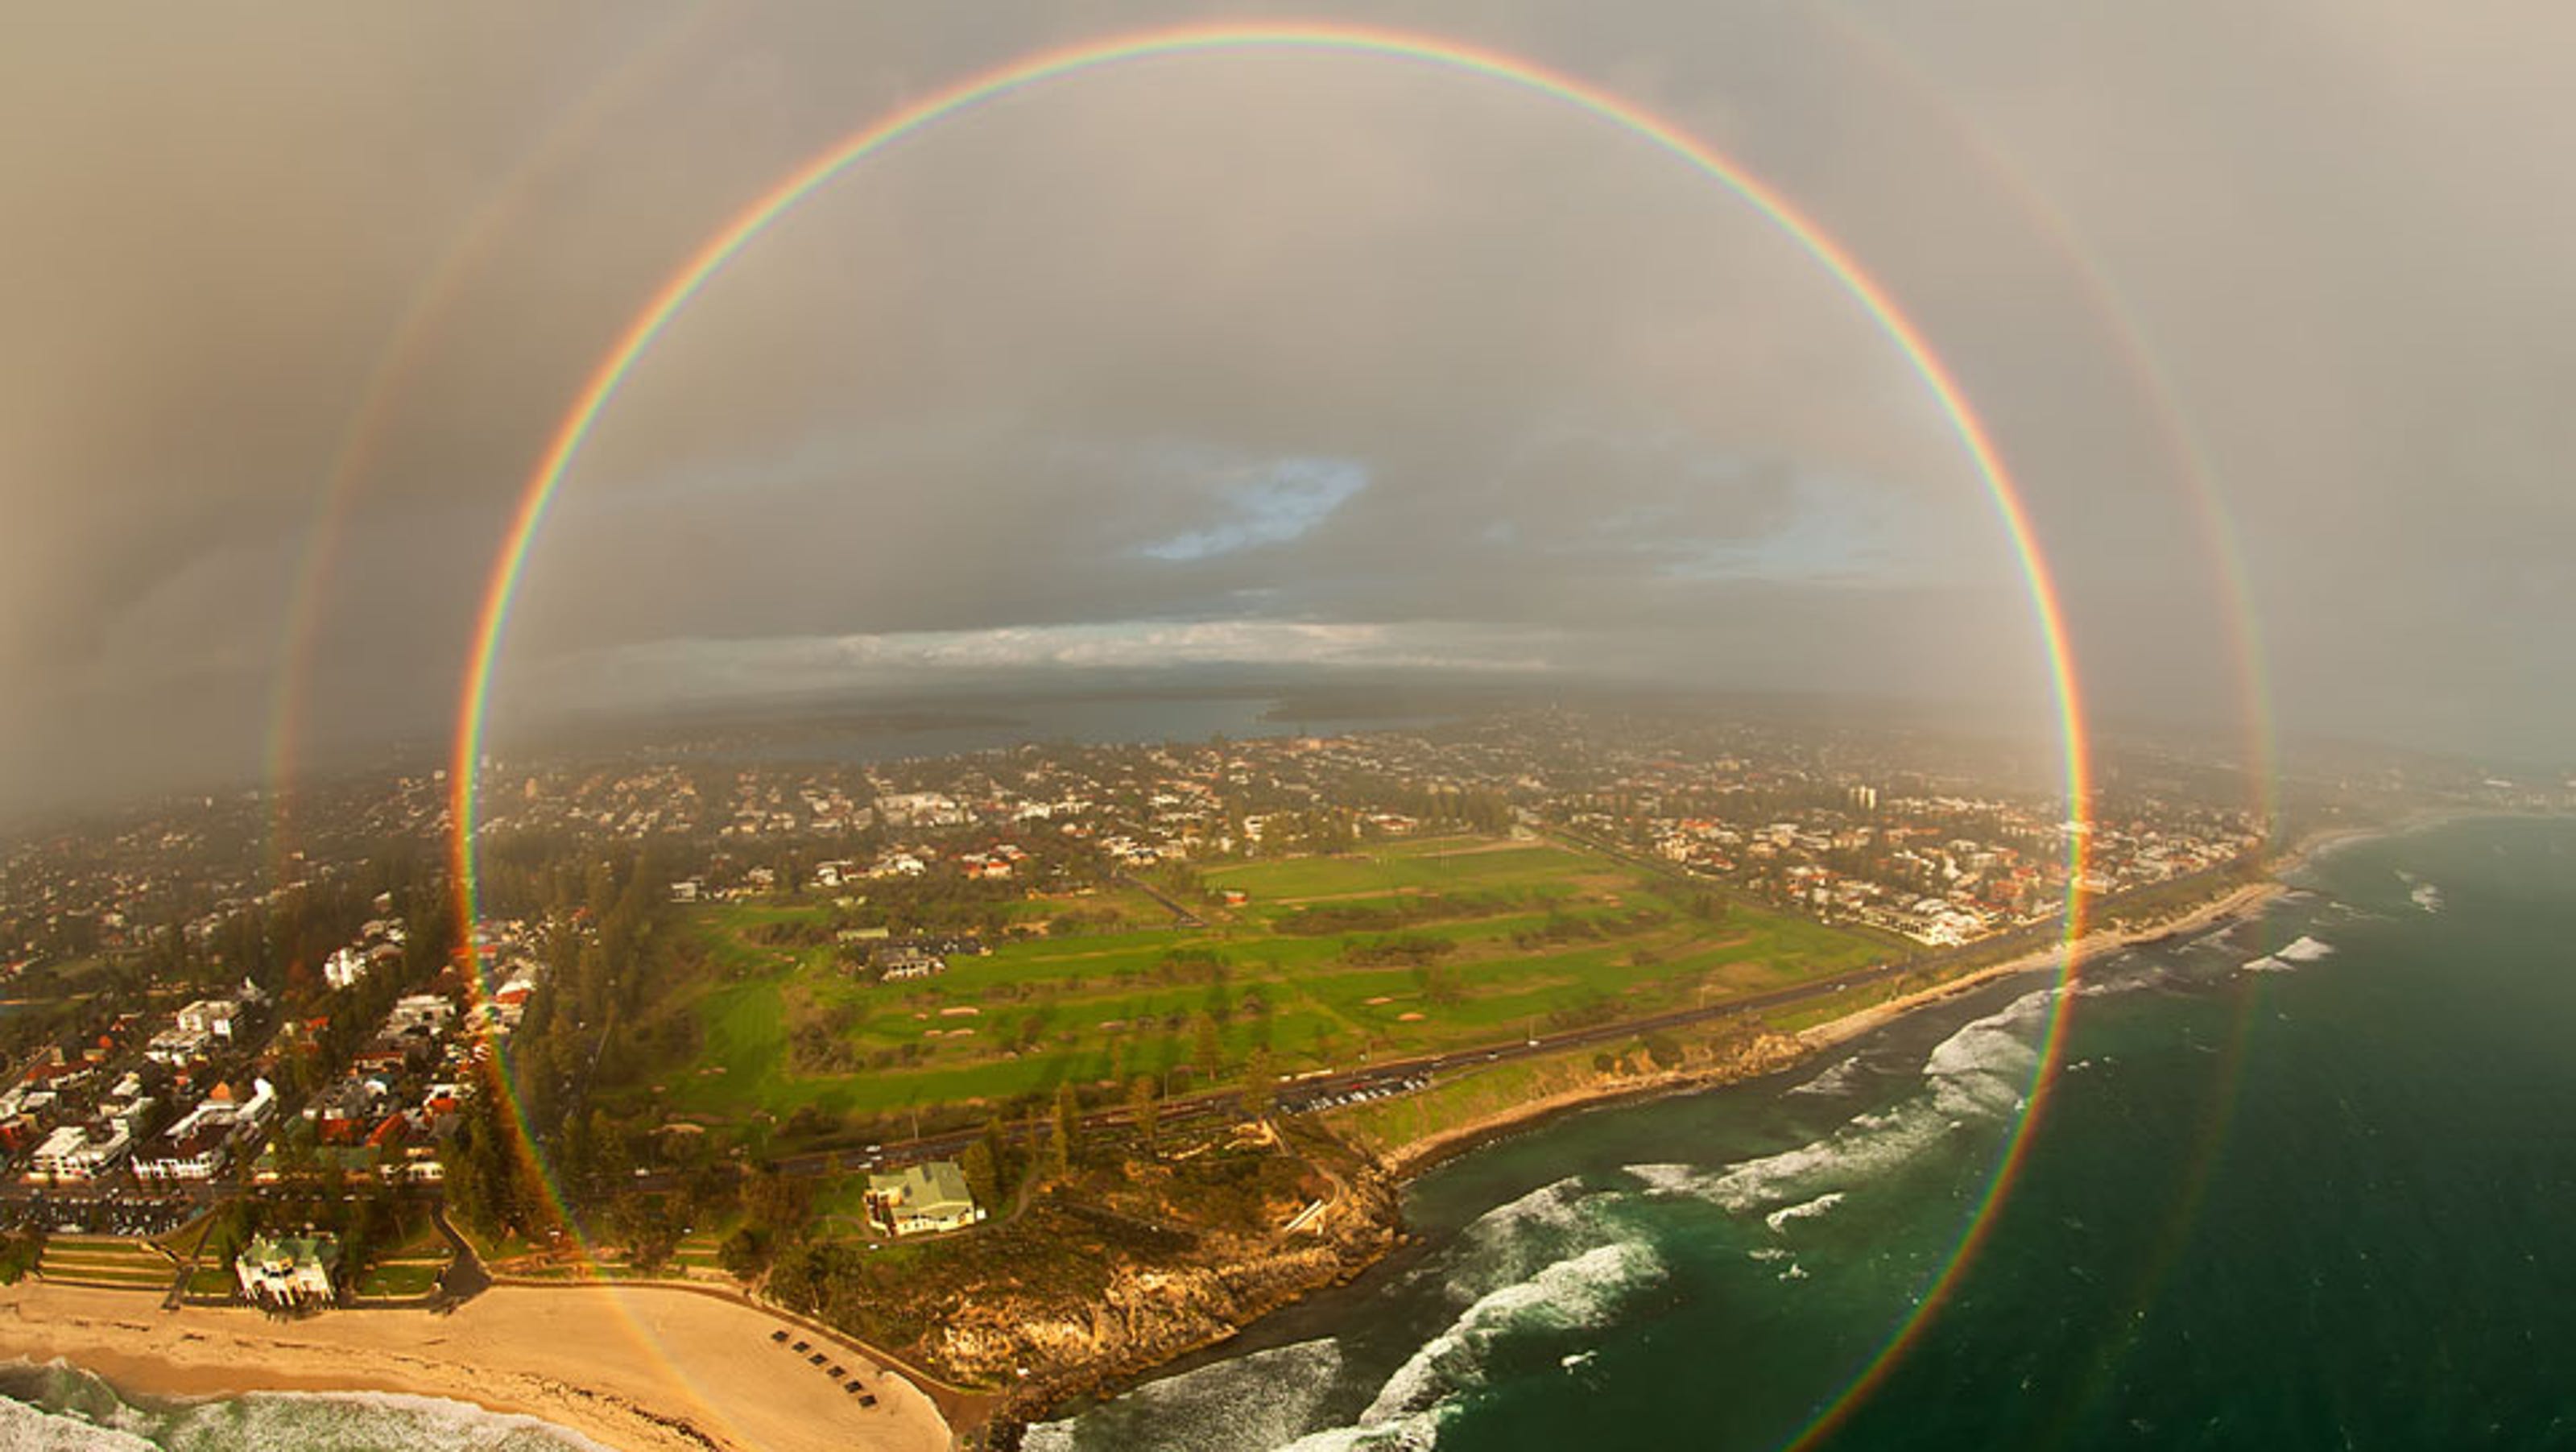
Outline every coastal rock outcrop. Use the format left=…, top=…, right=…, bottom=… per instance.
left=942, top=1168, right=1400, bottom=1416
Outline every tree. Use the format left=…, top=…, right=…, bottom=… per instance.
left=1050, top=1082, right=1079, bottom=1178
left=717, top=1224, right=772, bottom=1280
left=1128, top=1076, right=1160, bottom=1155
left=976, top=1115, right=1014, bottom=1200
left=961, top=1136, right=1003, bottom=1210
left=588, top=1108, right=631, bottom=1188
left=742, top=1164, right=813, bottom=1235
left=1193, top=1011, right=1224, bottom=1082
left=611, top=1193, right=680, bottom=1271
left=1243, top=1047, right=1277, bottom=1123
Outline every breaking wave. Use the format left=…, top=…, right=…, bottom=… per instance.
left=1020, top=1340, right=1346, bottom=1452
left=1786, top=1055, right=1867, bottom=1098
left=2243, top=934, right=2335, bottom=974
left=1631, top=989, right=2050, bottom=1217
left=1358, top=1241, right=1664, bottom=1428
left=1403, top=1175, right=1617, bottom=1304
left=0, top=1360, right=609, bottom=1452
left=1764, top=1192, right=1847, bottom=1233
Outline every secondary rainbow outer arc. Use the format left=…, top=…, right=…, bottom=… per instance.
left=257, top=2, right=723, bottom=886
left=444, top=23, right=2097, bottom=1443
left=1798, top=16, right=2289, bottom=1438
left=1812, top=2, right=2280, bottom=834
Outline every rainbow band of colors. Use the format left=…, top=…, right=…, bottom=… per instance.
left=448, top=23, right=2095, bottom=1446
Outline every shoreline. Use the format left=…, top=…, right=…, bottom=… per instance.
left=0, top=1344, right=633, bottom=1450
left=0, top=1280, right=951, bottom=1452
left=1365, top=872, right=2292, bottom=1185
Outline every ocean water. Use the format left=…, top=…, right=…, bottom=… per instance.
left=1033, top=815, right=2576, bottom=1450
left=0, top=1361, right=607, bottom=1451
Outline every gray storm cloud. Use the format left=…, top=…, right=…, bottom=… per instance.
left=2, top=1, right=2570, bottom=814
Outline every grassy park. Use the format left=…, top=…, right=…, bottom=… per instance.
left=629, top=834, right=1883, bottom=1134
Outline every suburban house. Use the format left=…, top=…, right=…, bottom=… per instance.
left=863, top=1160, right=985, bottom=1236
left=875, top=946, right=945, bottom=982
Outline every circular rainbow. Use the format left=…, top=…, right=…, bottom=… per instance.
left=447, top=22, right=2098, bottom=1446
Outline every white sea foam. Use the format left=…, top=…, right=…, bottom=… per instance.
left=0, top=1362, right=613, bottom=1452
left=1636, top=1100, right=1956, bottom=1214
left=1621, top=1163, right=1706, bottom=1195
left=1022, top=1338, right=1344, bottom=1452
left=1764, top=1191, right=1847, bottom=1233
left=2243, top=934, right=2335, bottom=974
left=1424, top=1175, right=1611, bottom=1301
left=1921, top=990, right=2049, bottom=1120
left=0, top=1393, right=159, bottom=1452
left=1632, top=989, right=2048, bottom=1216
left=2075, top=968, right=2160, bottom=997
left=1461, top=1176, right=1590, bottom=1242
left=1271, top=1417, right=1446, bottom=1451
left=1786, top=1055, right=1866, bottom=1097
left=1263, top=1243, right=1666, bottom=1452
left=2411, top=883, right=2444, bottom=912
left=1358, top=1241, right=1664, bottom=1429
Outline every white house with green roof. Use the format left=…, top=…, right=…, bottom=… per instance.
left=864, top=1160, right=984, bottom=1236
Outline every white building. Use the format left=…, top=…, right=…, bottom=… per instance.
left=323, top=945, right=368, bottom=991
left=27, top=1122, right=132, bottom=1183
left=145, top=1024, right=213, bottom=1066
left=237, top=1234, right=339, bottom=1309
left=176, top=998, right=242, bottom=1042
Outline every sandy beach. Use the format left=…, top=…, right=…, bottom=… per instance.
left=0, top=1280, right=951, bottom=1452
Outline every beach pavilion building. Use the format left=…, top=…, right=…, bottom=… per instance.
left=236, top=1232, right=341, bottom=1311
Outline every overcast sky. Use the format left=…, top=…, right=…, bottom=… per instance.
left=3, top=2, right=2570, bottom=816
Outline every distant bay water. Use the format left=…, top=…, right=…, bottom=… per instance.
left=1032, top=814, right=2576, bottom=1451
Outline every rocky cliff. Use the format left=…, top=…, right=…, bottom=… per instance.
left=950, top=1168, right=1401, bottom=1423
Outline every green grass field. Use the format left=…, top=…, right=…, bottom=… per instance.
left=631, top=835, right=1883, bottom=1134
left=353, top=1260, right=445, bottom=1297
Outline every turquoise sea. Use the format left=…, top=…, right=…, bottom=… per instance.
left=1031, top=815, right=2576, bottom=1450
